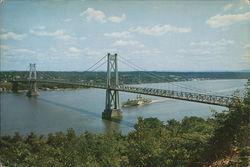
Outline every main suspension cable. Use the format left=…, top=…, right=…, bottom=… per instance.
left=119, top=56, right=214, bottom=94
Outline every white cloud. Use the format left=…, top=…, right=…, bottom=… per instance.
left=63, top=18, right=72, bottom=22
left=30, top=29, right=60, bottom=36
left=81, top=48, right=118, bottom=57
left=14, top=49, right=35, bottom=54
left=105, top=48, right=118, bottom=53
left=69, top=47, right=81, bottom=53
left=80, top=8, right=106, bottom=23
left=80, top=36, right=86, bottom=40
left=30, top=29, right=75, bottom=40
left=108, top=14, right=126, bottom=23
left=2, top=46, right=35, bottom=56
left=177, top=45, right=228, bottom=57
left=183, top=39, right=234, bottom=56
left=131, top=49, right=162, bottom=55
left=0, top=32, right=26, bottom=40
left=57, top=34, right=73, bottom=40
left=177, top=49, right=212, bottom=55
left=242, top=0, right=250, bottom=4
left=241, top=52, right=250, bottom=63
left=82, top=48, right=118, bottom=57
left=0, top=45, right=9, bottom=50
left=244, top=43, right=250, bottom=48
left=129, top=25, right=191, bottom=36
left=104, top=31, right=131, bottom=38
left=83, top=48, right=102, bottom=56
left=0, top=28, right=6, bottom=32
left=113, top=40, right=144, bottom=48
left=34, top=26, right=46, bottom=30
left=238, top=6, right=244, bottom=10
left=190, top=39, right=234, bottom=47
left=80, top=8, right=126, bottom=23
left=238, top=0, right=249, bottom=11
left=206, top=12, right=250, bottom=28
left=223, top=4, right=233, bottom=12
left=49, top=47, right=57, bottom=52
left=220, top=39, right=235, bottom=45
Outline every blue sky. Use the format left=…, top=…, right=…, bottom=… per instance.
left=0, top=0, right=250, bottom=71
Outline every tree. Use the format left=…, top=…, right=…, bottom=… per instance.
left=202, top=79, right=250, bottom=166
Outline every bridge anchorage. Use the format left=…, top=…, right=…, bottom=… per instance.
left=26, top=63, right=39, bottom=97
left=102, top=53, right=122, bottom=119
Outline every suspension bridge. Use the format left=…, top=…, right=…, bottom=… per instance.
left=11, top=53, right=234, bottom=119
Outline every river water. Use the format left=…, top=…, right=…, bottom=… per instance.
left=0, top=79, right=247, bottom=136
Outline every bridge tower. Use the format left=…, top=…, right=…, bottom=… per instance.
left=102, top=53, right=122, bottom=119
left=26, top=63, right=39, bottom=96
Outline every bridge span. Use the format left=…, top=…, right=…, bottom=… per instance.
left=11, top=53, right=235, bottom=119
left=13, top=79, right=232, bottom=107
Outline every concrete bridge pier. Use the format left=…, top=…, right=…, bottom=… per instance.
left=26, top=81, right=39, bottom=96
left=102, top=89, right=122, bottom=119
left=102, top=109, right=122, bottom=119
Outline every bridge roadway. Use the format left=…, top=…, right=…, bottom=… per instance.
left=13, top=79, right=233, bottom=107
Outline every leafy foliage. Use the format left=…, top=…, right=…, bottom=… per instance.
left=202, top=79, right=250, bottom=166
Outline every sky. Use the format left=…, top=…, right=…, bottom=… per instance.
left=0, top=0, right=250, bottom=71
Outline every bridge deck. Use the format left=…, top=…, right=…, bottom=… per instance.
left=12, top=79, right=233, bottom=107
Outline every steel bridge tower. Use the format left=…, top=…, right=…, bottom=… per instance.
left=102, top=53, right=122, bottom=119
left=26, top=63, right=39, bottom=96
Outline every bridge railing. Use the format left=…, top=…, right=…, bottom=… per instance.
left=12, top=79, right=234, bottom=106
left=114, top=85, right=233, bottom=106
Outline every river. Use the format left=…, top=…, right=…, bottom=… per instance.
left=0, top=79, right=247, bottom=136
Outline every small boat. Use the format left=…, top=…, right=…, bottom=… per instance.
left=122, top=95, right=152, bottom=107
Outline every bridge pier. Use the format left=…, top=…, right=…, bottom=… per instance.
left=102, top=89, right=122, bottom=119
left=102, top=53, right=122, bottom=119
left=26, top=63, right=39, bottom=97
left=102, top=109, right=122, bottom=119
left=27, top=81, right=39, bottom=96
